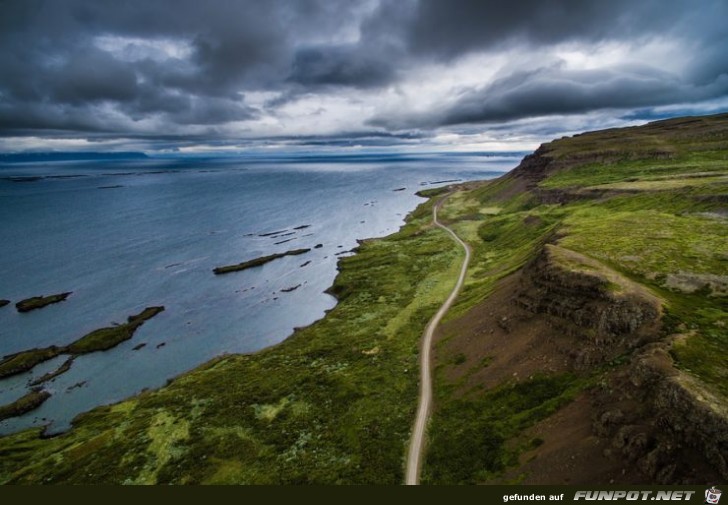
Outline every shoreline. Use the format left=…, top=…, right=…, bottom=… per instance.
left=0, top=187, right=445, bottom=437
left=0, top=182, right=466, bottom=482
left=0, top=174, right=472, bottom=436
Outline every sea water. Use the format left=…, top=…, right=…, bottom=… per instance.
left=0, top=152, right=519, bottom=434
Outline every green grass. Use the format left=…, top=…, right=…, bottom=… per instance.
left=442, top=200, right=561, bottom=321
left=556, top=193, right=728, bottom=395
left=424, top=112, right=728, bottom=482
left=423, top=373, right=587, bottom=484
left=538, top=114, right=728, bottom=190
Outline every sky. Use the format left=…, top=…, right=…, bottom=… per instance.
left=1, top=0, right=728, bottom=154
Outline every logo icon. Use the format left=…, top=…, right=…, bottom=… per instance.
left=706, top=488, right=722, bottom=505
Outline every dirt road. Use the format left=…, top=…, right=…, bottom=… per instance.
left=405, top=195, right=472, bottom=485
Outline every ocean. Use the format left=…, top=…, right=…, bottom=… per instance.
left=0, top=152, right=518, bottom=434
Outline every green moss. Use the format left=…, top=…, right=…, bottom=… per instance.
left=213, top=249, right=311, bottom=274
left=15, top=292, right=72, bottom=313
left=67, top=306, right=164, bottom=354
left=0, top=347, right=62, bottom=379
left=423, top=373, right=586, bottom=484
left=0, top=307, right=165, bottom=379
left=0, top=390, right=51, bottom=421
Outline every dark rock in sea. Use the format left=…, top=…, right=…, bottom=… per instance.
left=66, top=306, right=165, bottom=354
left=314, top=244, right=323, bottom=249
left=98, top=185, right=124, bottom=189
left=213, top=248, right=311, bottom=274
left=5, top=176, right=43, bottom=183
left=427, top=178, right=462, bottom=185
left=293, top=225, right=311, bottom=230
left=66, top=381, right=87, bottom=391
left=156, top=342, right=166, bottom=349
left=281, top=284, right=302, bottom=293
left=0, top=299, right=9, bottom=308
left=16, top=292, right=72, bottom=313
left=300, top=261, right=312, bottom=268
left=0, top=389, right=51, bottom=421
left=274, top=238, right=295, bottom=245
left=393, top=187, right=406, bottom=192
left=0, top=347, right=63, bottom=379
left=132, top=343, right=147, bottom=351
left=0, top=306, right=165, bottom=379
left=258, top=229, right=288, bottom=237
left=28, top=357, right=74, bottom=387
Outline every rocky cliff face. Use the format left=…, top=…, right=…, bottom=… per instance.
left=516, top=244, right=662, bottom=366
left=595, top=343, right=728, bottom=483
left=515, top=243, right=727, bottom=483
left=508, top=145, right=555, bottom=188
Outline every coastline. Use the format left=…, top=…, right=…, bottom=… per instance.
left=0, top=154, right=512, bottom=435
left=0, top=187, right=466, bottom=484
left=1, top=113, right=726, bottom=484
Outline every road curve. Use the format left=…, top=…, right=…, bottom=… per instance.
left=405, top=194, right=472, bottom=485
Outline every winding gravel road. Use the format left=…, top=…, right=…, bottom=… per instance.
left=405, top=195, right=472, bottom=485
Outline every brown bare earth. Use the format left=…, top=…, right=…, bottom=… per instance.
left=435, top=270, right=637, bottom=484
left=434, top=241, right=724, bottom=484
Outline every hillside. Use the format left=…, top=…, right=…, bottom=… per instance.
left=0, top=113, right=726, bottom=484
left=426, top=112, right=728, bottom=484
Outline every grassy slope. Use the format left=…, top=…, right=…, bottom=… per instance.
left=424, top=113, right=728, bottom=483
left=0, top=198, right=462, bottom=484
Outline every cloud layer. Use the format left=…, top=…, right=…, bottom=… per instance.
left=1, top=0, right=727, bottom=151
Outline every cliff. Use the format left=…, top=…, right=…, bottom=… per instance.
left=427, top=112, right=728, bottom=484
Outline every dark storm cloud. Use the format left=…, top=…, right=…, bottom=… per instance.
left=288, top=45, right=397, bottom=88
left=368, top=0, right=728, bottom=130
left=0, top=0, right=359, bottom=136
left=404, top=0, right=693, bottom=57
left=371, top=63, right=728, bottom=129
left=1, top=0, right=728, bottom=147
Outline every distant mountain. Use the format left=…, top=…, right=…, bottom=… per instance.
left=0, top=152, right=149, bottom=163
